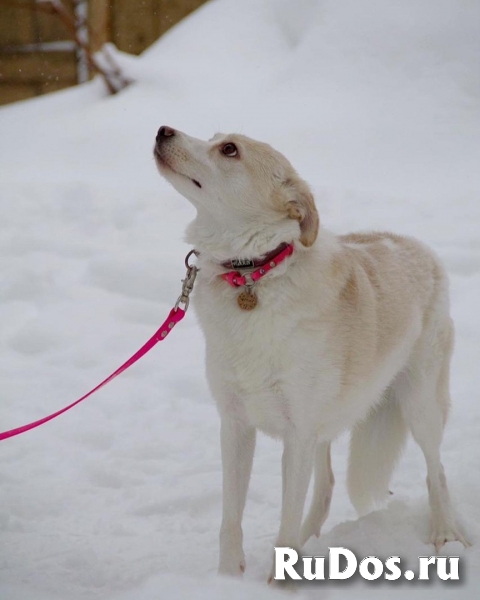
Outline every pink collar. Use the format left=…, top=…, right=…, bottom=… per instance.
left=221, top=243, right=294, bottom=288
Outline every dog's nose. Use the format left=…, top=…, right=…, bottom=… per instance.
left=156, top=126, right=175, bottom=143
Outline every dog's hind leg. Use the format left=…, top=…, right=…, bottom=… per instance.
left=397, top=319, right=469, bottom=552
left=299, top=441, right=334, bottom=547
left=218, top=415, right=256, bottom=576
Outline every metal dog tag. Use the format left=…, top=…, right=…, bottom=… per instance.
left=237, top=288, right=258, bottom=311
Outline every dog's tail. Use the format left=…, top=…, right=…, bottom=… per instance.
left=347, top=389, right=408, bottom=516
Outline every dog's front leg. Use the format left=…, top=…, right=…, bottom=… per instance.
left=268, top=429, right=316, bottom=583
left=218, top=415, right=256, bottom=577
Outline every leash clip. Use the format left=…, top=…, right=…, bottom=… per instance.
left=175, top=250, right=199, bottom=312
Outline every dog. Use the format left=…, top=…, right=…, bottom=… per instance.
left=154, top=126, right=468, bottom=580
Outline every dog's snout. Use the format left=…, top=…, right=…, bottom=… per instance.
left=156, top=126, right=175, bottom=143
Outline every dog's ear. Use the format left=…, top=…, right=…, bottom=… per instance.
left=283, top=177, right=319, bottom=247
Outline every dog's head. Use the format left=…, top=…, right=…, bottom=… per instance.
left=154, top=126, right=319, bottom=257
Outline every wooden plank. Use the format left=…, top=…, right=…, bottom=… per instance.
left=0, top=83, right=37, bottom=106
left=40, top=78, right=75, bottom=95
left=157, top=0, right=207, bottom=38
left=0, top=52, right=77, bottom=83
left=0, top=1, right=77, bottom=49
left=35, top=0, right=76, bottom=44
left=113, top=0, right=157, bottom=55
left=0, top=0, right=35, bottom=46
left=88, top=0, right=111, bottom=52
left=113, top=0, right=208, bottom=55
left=0, top=78, right=74, bottom=106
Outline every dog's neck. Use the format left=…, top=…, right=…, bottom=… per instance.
left=185, top=211, right=299, bottom=265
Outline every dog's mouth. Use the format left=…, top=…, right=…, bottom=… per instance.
left=154, top=148, right=202, bottom=189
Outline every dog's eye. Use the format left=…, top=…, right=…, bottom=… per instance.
left=221, top=143, right=238, bottom=157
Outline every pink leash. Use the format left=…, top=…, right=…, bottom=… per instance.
left=0, top=244, right=293, bottom=442
left=0, top=252, right=199, bottom=442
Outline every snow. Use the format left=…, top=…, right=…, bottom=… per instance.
left=0, top=0, right=479, bottom=598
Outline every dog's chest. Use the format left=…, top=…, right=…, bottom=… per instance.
left=196, top=283, right=303, bottom=435
left=226, top=326, right=291, bottom=434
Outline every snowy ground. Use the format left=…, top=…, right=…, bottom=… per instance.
left=0, top=0, right=479, bottom=598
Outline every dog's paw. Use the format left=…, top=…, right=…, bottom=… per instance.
left=267, top=572, right=297, bottom=591
left=430, top=525, right=471, bottom=553
left=219, top=525, right=245, bottom=577
left=218, top=554, right=246, bottom=577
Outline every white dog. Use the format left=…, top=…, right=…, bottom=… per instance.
left=154, top=126, right=468, bottom=579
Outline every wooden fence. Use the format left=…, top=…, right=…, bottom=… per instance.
left=0, top=0, right=208, bottom=106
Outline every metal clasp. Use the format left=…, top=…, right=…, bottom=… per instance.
left=175, top=249, right=199, bottom=312
left=242, top=271, right=255, bottom=286
left=185, top=249, right=199, bottom=270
